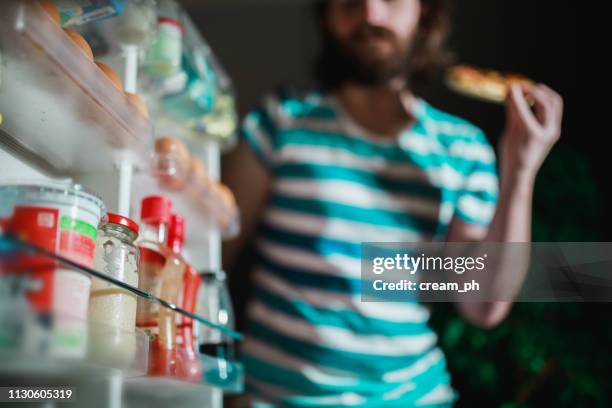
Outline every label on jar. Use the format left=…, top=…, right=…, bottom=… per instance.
left=59, top=216, right=97, bottom=268
left=51, top=269, right=90, bottom=358
left=8, top=207, right=59, bottom=313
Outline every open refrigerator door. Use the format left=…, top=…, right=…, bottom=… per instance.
left=0, top=1, right=243, bottom=407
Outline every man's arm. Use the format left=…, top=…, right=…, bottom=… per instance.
left=222, top=140, right=272, bottom=272
left=447, top=84, right=564, bottom=328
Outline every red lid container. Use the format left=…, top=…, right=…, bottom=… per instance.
left=141, top=196, right=172, bottom=224
left=167, top=214, right=185, bottom=253
left=106, top=213, right=140, bottom=235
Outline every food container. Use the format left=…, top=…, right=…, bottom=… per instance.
left=144, top=0, right=183, bottom=79
left=0, top=181, right=105, bottom=357
left=88, top=213, right=140, bottom=368
left=109, top=0, right=157, bottom=46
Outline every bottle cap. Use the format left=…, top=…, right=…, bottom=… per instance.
left=158, top=16, right=183, bottom=32
left=167, top=213, right=185, bottom=253
left=141, top=196, right=172, bottom=224
left=106, top=213, right=140, bottom=235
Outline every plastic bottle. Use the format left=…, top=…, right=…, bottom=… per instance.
left=136, top=196, right=172, bottom=338
left=176, top=264, right=202, bottom=382
left=150, top=214, right=185, bottom=376
left=144, top=0, right=183, bottom=79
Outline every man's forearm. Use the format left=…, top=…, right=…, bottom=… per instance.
left=487, top=167, right=535, bottom=243
left=482, top=169, right=535, bottom=294
left=456, top=169, right=536, bottom=327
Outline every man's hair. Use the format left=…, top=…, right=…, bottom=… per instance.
left=314, top=0, right=452, bottom=90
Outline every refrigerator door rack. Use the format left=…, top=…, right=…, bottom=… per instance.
left=0, top=1, right=242, bottom=406
left=0, top=1, right=152, bottom=175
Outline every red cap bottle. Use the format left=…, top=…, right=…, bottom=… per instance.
left=140, top=196, right=172, bottom=224
left=167, top=214, right=185, bottom=254
left=176, top=267, right=203, bottom=383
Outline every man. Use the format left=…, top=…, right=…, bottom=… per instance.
left=223, top=0, right=563, bottom=406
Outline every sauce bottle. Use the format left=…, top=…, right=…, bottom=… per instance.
left=176, top=264, right=202, bottom=382
left=150, top=214, right=185, bottom=376
left=136, top=196, right=172, bottom=339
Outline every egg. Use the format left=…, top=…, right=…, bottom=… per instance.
left=125, top=92, right=149, bottom=119
left=96, top=62, right=123, bottom=92
left=154, top=137, right=191, bottom=191
left=64, top=29, right=94, bottom=61
left=155, top=137, right=190, bottom=162
left=186, top=157, right=216, bottom=214
left=39, top=0, right=60, bottom=26
left=213, top=183, right=237, bottom=230
left=217, top=183, right=236, bottom=207
left=188, top=157, right=209, bottom=188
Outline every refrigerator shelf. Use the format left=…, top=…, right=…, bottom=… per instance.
left=0, top=234, right=244, bottom=396
left=0, top=235, right=243, bottom=341
left=0, top=1, right=152, bottom=175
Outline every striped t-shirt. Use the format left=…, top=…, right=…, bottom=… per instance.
left=239, top=90, right=499, bottom=407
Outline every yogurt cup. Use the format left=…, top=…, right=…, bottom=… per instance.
left=0, top=181, right=105, bottom=357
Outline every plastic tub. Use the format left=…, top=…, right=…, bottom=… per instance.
left=0, top=181, right=105, bottom=357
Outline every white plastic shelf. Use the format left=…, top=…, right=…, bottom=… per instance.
left=124, top=377, right=216, bottom=408
left=0, top=318, right=150, bottom=380
left=0, top=1, right=152, bottom=175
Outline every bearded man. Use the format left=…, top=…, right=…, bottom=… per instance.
left=223, top=1, right=563, bottom=406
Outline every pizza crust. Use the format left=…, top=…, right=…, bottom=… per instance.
left=446, top=65, right=534, bottom=104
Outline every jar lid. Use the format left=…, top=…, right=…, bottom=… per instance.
left=106, top=213, right=140, bottom=235
left=158, top=16, right=184, bottom=32
left=0, top=181, right=106, bottom=222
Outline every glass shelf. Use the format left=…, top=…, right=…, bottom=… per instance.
left=0, top=234, right=243, bottom=392
left=0, top=234, right=244, bottom=399
left=0, top=234, right=242, bottom=341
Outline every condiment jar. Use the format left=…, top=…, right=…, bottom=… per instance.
left=89, top=213, right=140, bottom=368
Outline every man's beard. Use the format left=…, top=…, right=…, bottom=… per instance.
left=315, top=24, right=411, bottom=90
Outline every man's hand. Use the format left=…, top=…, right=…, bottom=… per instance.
left=500, top=84, right=564, bottom=181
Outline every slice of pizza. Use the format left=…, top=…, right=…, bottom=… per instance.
left=446, top=65, right=534, bottom=104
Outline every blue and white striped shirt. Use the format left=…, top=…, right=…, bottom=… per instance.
left=239, top=90, right=499, bottom=407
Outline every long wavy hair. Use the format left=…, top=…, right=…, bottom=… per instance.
left=314, top=0, right=452, bottom=90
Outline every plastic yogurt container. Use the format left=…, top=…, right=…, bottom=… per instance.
left=0, top=181, right=105, bottom=357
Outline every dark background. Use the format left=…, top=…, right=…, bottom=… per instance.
left=185, top=1, right=610, bottom=406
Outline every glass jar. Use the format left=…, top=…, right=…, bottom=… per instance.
left=88, top=213, right=140, bottom=368
left=196, top=270, right=243, bottom=391
left=196, top=270, right=234, bottom=346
